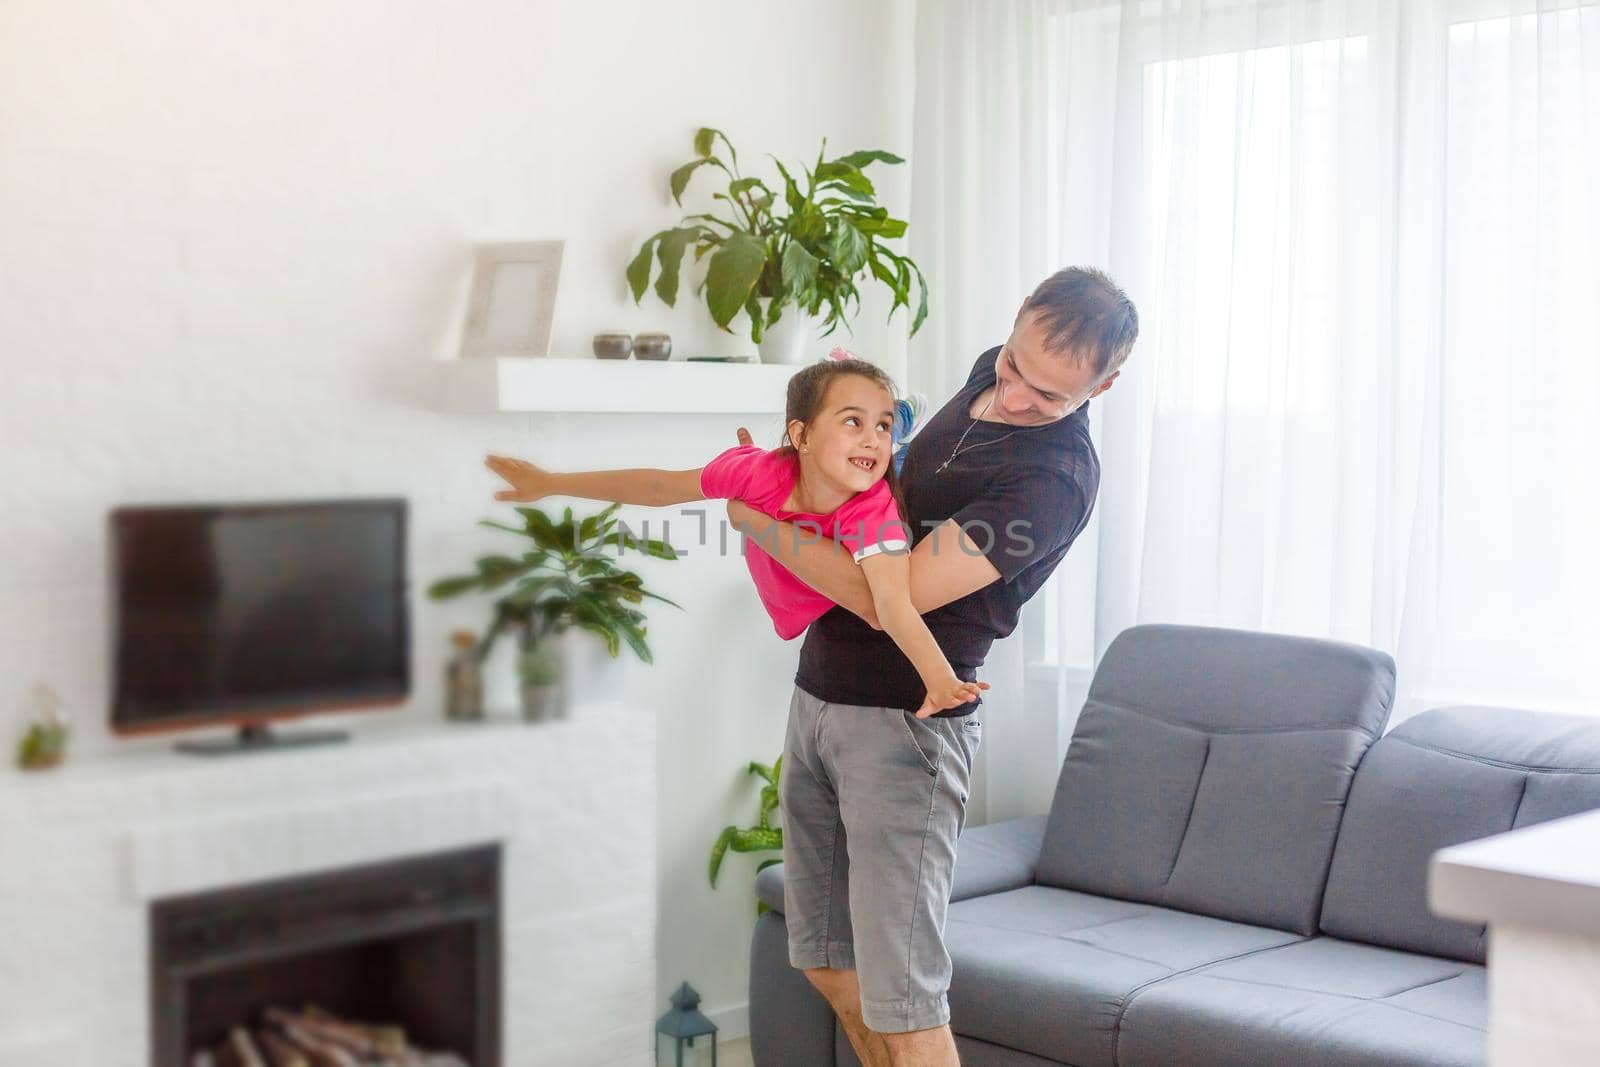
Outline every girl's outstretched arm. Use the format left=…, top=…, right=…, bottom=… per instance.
left=485, top=454, right=706, bottom=508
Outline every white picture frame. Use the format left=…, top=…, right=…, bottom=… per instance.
left=459, top=240, right=564, bottom=358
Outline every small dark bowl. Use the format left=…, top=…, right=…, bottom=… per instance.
left=593, top=333, right=633, bottom=360
left=634, top=332, right=672, bottom=361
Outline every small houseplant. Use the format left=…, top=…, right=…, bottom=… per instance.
left=708, top=754, right=784, bottom=915
left=428, top=503, right=679, bottom=718
left=627, top=127, right=929, bottom=362
left=15, top=683, right=69, bottom=770
left=17, top=714, right=70, bottom=770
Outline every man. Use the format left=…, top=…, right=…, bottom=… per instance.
left=728, top=266, right=1138, bottom=1067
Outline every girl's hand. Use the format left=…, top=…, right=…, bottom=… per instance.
left=485, top=454, right=554, bottom=503
left=914, top=678, right=991, bottom=719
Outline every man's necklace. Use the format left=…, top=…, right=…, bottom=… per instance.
left=936, top=386, right=1017, bottom=474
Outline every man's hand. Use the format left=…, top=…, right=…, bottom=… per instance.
left=914, top=677, right=990, bottom=719
left=485, top=454, right=555, bottom=503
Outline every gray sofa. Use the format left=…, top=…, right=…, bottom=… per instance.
left=748, top=623, right=1600, bottom=1067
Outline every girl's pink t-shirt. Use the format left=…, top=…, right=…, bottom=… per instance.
left=700, top=445, right=911, bottom=639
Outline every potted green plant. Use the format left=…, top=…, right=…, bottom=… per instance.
left=627, top=127, right=929, bottom=364
left=428, top=503, right=679, bottom=719
left=709, top=755, right=784, bottom=915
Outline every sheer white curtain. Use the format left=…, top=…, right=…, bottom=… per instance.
left=909, top=0, right=1600, bottom=820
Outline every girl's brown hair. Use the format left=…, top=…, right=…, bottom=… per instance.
left=773, top=358, right=909, bottom=519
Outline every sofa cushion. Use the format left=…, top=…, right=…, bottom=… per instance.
left=837, top=1029, right=1068, bottom=1067
left=1117, top=936, right=1486, bottom=1067
left=1036, top=624, right=1395, bottom=935
left=944, top=884, right=1301, bottom=1067
left=1320, top=705, right=1600, bottom=962
left=839, top=1029, right=1068, bottom=1067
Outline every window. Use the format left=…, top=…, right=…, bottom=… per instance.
left=1030, top=4, right=1600, bottom=716
left=1429, top=8, right=1600, bottom=710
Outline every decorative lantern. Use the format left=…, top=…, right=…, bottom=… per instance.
left=656, top=981, right=718, bottom=1066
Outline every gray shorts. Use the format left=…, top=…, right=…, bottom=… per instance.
left=778, top=685, right=982, bottom=1033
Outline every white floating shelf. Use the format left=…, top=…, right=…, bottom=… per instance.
left=433, top=357, right=796, bottom=414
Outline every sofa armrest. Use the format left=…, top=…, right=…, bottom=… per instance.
left=755, top=862, right=787, bottom=915
left=950, top=814, right=1047, bottom=902
left=753, top=813, right=1047, bottom=915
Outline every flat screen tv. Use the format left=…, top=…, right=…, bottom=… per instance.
left=112, top=498, right=410, bottom=753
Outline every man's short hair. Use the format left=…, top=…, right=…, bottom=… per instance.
left=1018, top=267, right=1139, bottom=380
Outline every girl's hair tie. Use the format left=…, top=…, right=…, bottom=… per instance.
left=826, top=346, right=858, bottom=362
left=891, top=392, right=928, bottom=475
left=893, top=393, right=926, bottom=444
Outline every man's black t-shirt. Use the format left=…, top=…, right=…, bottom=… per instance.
left=794, top=345, right=1101, bottom=716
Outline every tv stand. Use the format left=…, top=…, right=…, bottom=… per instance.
left=175, top=722, right=350, bottom=756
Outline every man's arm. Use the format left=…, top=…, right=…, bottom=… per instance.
left=726, top=501, right=1001, bottom=629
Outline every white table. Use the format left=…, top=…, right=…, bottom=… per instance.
left=1430, top=808, right=1600, bottom=1066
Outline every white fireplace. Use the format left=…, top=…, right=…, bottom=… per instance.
left=0, top=703, right=655, bottom=1067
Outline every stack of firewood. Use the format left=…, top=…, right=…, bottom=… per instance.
left=188, top=1005, right=470, bottom=1067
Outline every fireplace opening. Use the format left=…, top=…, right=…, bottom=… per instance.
left=150, top=845, right=500, bottom=1067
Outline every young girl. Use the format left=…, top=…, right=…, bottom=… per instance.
left=483, top=350, right=987, bottom=718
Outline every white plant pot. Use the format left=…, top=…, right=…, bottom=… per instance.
left=758, top=304, right=819, bottom=365
left=556, top=627, right=626, bottom=710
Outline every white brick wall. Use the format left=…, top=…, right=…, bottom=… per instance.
left=0, top=705, right=655, bottom=1066
left=0, top=0, right=915, bottom=1039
